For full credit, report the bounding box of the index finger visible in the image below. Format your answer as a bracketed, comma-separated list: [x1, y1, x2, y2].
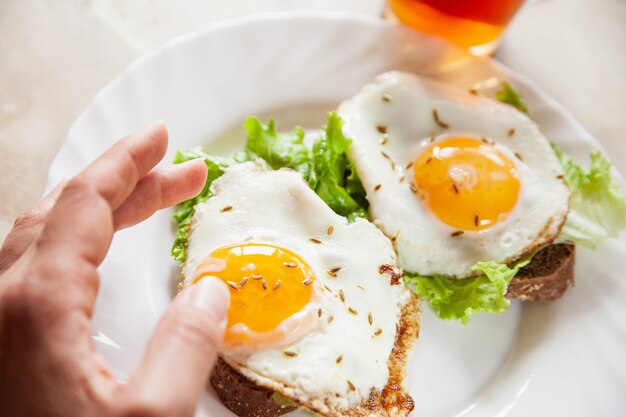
[80, 121, 169, 210]
[37, 122, 168, 268]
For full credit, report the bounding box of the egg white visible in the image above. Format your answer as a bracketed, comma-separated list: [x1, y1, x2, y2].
[339, 71, 570, 278]
[183, 160, 413, 413]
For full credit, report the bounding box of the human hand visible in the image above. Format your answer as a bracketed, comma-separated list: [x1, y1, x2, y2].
[0, 123, 230, 417]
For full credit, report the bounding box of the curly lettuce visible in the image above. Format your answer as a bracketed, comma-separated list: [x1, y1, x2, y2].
[310, 113, 368, 220]
[170, 113, 368, 262]
[170, 149, 236, 262]
[240, 117, 311, 177]
[404, 258, 531, 324]
[496, 82, 529, 115]
[553, 145, 626, 248]
[241, 112, 367, 219]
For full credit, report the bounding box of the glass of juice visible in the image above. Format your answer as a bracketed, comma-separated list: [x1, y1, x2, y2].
[387, 0, 526, 55]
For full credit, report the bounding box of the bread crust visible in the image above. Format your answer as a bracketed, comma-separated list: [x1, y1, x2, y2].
[210, 358, 297, 417]
[507, 243, 575, 302]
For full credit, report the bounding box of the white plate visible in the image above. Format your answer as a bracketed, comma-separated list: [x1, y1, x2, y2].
[46, 11, 626, 417]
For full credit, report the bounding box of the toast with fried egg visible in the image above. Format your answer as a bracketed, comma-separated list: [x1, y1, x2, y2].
[183, 162, 420, 417]
[211, 295, 419, 417]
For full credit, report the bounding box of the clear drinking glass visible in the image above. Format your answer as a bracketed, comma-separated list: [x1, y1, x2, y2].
[387, 0, 526, 55]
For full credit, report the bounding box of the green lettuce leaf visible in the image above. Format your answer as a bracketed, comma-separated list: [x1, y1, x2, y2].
[496, 82, 529, 115]
[240, 113, 368, 219]
[242, 117, 311, 178]
[404, 258, 531, 324]
[271, 392, 298, 408]
[310, 113, 368, 219]
[170, 148, 235, 262]
[553, 144, 626, 248]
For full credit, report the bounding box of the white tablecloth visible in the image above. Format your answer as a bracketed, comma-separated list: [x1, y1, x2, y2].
[1, 0, 624, 240]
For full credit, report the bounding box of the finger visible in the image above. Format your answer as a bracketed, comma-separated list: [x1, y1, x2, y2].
[79, 121, 169, 210]
[0, 180, 67, 274]
[36, 122, 169, 268]
[113, 158, 207, 230]
[125, 278, 229, 415]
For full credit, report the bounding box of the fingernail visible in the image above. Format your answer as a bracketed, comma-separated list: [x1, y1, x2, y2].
[183, 277, 230, 330]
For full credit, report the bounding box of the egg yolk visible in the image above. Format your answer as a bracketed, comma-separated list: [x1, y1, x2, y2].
[192, 243, 315, 345]
[413, 136, 520, 231]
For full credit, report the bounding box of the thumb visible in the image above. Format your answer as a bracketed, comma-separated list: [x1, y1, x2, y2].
[126, 277, 230, 415]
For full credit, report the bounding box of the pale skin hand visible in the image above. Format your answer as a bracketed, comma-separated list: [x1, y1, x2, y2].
[0, 122, 230, 417]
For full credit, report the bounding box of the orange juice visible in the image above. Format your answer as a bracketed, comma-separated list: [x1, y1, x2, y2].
[388, 0, 525, 54]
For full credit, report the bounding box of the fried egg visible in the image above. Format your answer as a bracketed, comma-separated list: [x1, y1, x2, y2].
[339, 72, 570, 278]
[182, 161, 418, 416]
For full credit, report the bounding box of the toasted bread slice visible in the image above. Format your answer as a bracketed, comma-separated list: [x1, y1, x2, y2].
[211, 294, 420, 417]
[507, 243, 575, 302]
[211, 358, 297, 417]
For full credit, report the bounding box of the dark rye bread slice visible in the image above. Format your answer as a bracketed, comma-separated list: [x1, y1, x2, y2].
[507, 243, 575, 302]
[211, 358, 297, 417]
